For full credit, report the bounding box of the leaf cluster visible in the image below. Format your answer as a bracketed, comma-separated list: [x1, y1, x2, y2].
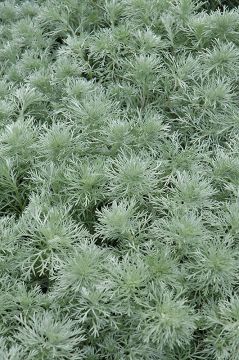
[0, 0, 239, 359]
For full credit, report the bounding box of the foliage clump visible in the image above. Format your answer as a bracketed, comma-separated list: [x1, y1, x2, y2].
[0, 0, 239, 358]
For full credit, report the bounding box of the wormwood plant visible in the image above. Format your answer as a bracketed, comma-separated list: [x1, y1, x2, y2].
[1, 0, 239, 359]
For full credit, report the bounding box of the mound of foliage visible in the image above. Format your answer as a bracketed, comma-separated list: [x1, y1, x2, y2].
[0, 0, 239, 359]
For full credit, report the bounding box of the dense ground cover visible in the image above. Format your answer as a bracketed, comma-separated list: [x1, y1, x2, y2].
[0, 0, 239, 358]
